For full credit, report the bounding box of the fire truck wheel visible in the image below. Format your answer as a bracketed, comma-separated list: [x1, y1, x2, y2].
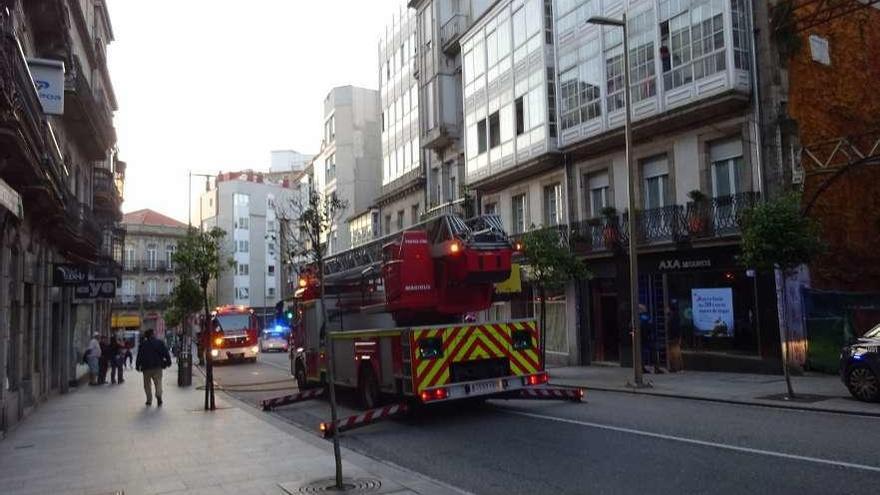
[294, 361, 309, 390]
[359, 365, 381, 410]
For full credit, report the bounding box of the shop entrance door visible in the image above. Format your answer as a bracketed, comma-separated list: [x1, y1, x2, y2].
[599, 296, 619, 362]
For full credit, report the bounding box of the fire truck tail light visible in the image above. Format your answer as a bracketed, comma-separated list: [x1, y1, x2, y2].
[524, 372, 549, 386]
[298, 278, 308, 288]
[420, 388, 448, 402]
[251, 346, 259, 354]
[449, 241, 461, 254]
[214, 337, 223, 346]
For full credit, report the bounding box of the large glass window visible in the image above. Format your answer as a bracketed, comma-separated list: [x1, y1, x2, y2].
[660, 0, 726, 90]
[578, 39, 603, 123]
[477, 118, 488, 153]
[629, 9, 657, 102]
[559, 67, 580, 130]
[543, 183, 563, 226]
[512, 194, 527, 234]
[513, 7, 527, 48]
[709, 138, 744, 197]
[146, 244, 157, 270]
[489, 111, 501, 148]
[642, 155, 670, 209]
[586, 171, 610, 218]
[731, 0, 750, 70]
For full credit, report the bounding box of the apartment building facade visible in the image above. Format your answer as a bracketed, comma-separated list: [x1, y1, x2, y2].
[456, 0, 783, 370]
[0, 0, 124, 431]
[409, 0, 494, 219]
[198, 171, 292, 325]
[312, 86, 382, 254]
[376, 5, 426, 237]
[112, 210, 188, 337]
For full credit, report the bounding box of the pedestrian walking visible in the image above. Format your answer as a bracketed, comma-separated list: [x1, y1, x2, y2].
[136, 329, 172, 406]
[98, 335, 110, 384]
[86, 332, 102, 386]
[125, 345, 133, 368]
[110, 335, 125, 384]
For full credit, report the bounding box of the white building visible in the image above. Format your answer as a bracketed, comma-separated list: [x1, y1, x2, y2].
[198, 171, 292, 324]
[375, 4, 426, 236]
[409, 0, 494, 217]
[313, 86, 382, 255]
[270, 150, 313, 173]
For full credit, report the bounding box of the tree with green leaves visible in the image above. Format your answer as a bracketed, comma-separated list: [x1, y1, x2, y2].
[172, 227, 231, 410]
[163, 277, 203, 350]
[520, 226, 591, 366]
[277, 188, 348, 490]
[740, 193, 824, 398]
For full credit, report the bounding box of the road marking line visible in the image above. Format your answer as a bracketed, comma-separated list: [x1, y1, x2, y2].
[504, 410, 880, 474]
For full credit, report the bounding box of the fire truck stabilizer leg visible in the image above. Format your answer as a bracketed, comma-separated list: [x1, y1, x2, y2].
[516, 387, 585, 402]
[261, 388, 325, 411]
[319, 403, 408, 438]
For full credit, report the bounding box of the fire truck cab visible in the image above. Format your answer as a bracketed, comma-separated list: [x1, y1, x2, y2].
[210, 305, 260, 363]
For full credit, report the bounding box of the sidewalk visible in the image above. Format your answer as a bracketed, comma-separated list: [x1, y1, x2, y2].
[549, 365, 880, 416]
[0, 365, 465, 495]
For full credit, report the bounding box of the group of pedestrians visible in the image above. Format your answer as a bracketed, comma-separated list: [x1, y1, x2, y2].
[84, 329, 173, 407]
[85, 332, 131, 386]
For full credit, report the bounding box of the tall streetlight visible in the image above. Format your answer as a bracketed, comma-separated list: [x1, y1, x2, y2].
[588, 14, 645, 387]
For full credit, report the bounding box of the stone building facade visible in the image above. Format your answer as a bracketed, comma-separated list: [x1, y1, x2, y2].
[0, 0, 123, 432]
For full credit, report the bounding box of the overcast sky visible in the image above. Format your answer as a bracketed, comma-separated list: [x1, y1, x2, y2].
[107, 0, 401, 223]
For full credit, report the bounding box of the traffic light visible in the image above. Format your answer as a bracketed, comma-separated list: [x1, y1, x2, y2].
[285, 307, 294, 322]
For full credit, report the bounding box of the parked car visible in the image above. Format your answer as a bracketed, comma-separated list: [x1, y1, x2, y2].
[840, 323, 880, 402]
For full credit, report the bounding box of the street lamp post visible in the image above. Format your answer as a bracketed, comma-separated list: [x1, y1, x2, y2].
[588, 14, 645, 387]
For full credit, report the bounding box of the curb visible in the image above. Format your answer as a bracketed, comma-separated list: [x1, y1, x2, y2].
[551, 381, 880, 418]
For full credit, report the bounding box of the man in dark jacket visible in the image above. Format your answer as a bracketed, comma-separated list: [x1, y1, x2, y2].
[136, 329, 172, 406]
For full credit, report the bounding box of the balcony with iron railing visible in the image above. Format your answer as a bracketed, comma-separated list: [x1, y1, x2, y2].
[440, 13, 469, 54]
[112, 295, 171, 310]
[0, 9, 68, 206]
[64, 56, 116, 160]
[93, 167, 122, 219]
[122, 259, 175, 273]
[566, 192, 760, 254]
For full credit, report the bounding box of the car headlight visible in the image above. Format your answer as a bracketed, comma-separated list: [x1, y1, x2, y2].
[251, 346, 259, 353]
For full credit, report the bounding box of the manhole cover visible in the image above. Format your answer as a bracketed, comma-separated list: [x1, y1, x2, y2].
[295, 477, 382, 493]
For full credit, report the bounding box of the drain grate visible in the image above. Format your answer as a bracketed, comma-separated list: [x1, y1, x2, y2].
[295, 477, 382, 493]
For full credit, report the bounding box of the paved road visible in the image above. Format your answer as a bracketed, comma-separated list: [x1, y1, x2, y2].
[208, 352, 880, 495]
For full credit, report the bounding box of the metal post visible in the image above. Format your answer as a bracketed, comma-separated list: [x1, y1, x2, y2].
[589, 13, 643, 387]
[621, 14, 644, 387]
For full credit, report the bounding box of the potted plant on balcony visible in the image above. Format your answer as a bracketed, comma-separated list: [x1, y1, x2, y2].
[687, 189, 710, 236]
[600, 206, 620, 249]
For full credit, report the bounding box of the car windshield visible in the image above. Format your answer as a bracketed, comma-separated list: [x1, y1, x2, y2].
[216, 314, 250, 331]
[864, 323, 880, 339]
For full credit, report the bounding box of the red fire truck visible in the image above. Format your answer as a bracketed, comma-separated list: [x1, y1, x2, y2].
[210, 305, 260, 363]
[289, 214, 552, 409]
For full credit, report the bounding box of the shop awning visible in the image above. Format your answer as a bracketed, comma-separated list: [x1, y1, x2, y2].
[111, 314, 140, 328]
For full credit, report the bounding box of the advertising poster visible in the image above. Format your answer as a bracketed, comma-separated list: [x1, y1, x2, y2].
[691, 288, 734, 337]
[27, 58, 65, 115]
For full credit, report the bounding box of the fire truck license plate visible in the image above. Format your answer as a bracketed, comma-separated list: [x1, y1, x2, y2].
[471, 381, 501, 394]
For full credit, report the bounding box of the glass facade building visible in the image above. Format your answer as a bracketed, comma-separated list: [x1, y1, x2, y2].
[461, 0, 558, 184]
[554, 0, 751, 147]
